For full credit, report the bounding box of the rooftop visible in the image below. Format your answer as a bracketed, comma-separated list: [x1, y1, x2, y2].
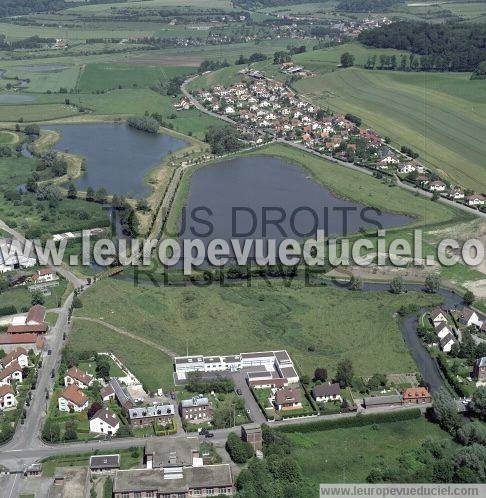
[128, 404, 174, 420]
[90, 454, 120, 469]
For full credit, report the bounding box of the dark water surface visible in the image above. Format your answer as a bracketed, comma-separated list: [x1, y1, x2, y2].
[180, 155, 411, 243]
[47, 123, 187, 197]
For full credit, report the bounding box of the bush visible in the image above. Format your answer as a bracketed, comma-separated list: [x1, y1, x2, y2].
[0, 305, 17, 316]
[226, 432, 254, 463]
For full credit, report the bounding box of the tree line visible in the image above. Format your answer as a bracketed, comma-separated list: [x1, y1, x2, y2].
[359, 21, 486, 72]
[337, 0, 404, 12]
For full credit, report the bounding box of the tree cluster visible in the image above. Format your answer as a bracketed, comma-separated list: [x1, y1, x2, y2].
[127, 116, 160, 134]
[204, 126, 242, 155]
[338, 0, 404, 12]
[235, 52, 268, 65]
[359, 21, 486, 72]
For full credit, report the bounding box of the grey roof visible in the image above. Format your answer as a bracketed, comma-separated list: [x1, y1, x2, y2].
[222, 355, 240, 363]
[242, 423, 261, 434]
[91, 407, 119, 427]
[476, 357, 486, 368]
[435, 322, 451, 333]
[145, 437, 199, 468]
[174, 356, 204, 365]
[90, 454, 120, 469]
[364, 395, 402, 406]
[113, 464, 233, 493]
[274, 350, 291, 363]
[430, 307, 446, 320]
[128, 404, 174, 420]
[279, 366, 298, 379]
[240, 351, 275, 359]
[181, 397, 210, 408]
[312, 383, 341, 398]
[109, 378, 134, 408]
[459, 307, 477, 323]
[247, 371, 273, 379]
[440, 333, 456, 347]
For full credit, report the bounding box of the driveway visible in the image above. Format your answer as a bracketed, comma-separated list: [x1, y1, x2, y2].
[230, 371, 267, 424]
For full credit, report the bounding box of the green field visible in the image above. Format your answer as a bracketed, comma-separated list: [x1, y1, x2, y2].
[73, 276, 443, 384]
[0, 278, 68, 311]
[69, 320, 174, 391]
[286, 417, 451, 488]
[0, 131, 16, 144]
[292, 64, 486, 190]
[77, 63, 192, 92]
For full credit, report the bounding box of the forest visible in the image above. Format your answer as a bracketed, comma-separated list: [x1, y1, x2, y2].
[359, 21, 486, 72]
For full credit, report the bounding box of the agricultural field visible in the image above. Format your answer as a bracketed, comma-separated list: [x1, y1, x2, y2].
[294, 67, 486, 190]
[286, 417, 452, 485]
[73, 276, 443, 382]
[77, 63, 192, 92]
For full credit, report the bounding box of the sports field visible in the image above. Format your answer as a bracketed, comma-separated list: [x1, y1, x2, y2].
[74, 277, 442, 382]
[294, 67, 486, 191]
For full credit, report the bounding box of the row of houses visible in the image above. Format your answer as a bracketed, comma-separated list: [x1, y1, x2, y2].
[191, 76, 485, 212]
[0, 347, 31, 411]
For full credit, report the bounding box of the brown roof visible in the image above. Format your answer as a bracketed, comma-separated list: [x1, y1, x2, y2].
[0, 333, 39, 345]
[275, 388, 301, 405]
[35, 267, 54, 277]
[101, 384, 115, 398]
[7, 323, 48, 334]
[312, 383, 341, 398]
[25, 305, 46, 324]
[60, 384, 88, 407]
[0, 361, 22, 381]
[0, 385, 14, 398]
[0, 348, 27, 368]
[402, 387, 430, 400]
[66, 366, 93, 386]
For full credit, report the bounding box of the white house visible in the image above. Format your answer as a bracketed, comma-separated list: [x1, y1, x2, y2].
[64, 366, 93, 389]
[274, 388, 302, 411]
[435, 322, 454, 341]
[89, 407, 120, 436]
[439, 333, 457, 353]
[0, 348, 28, 370]
[467, 195, 485, 207]
[224, 106, 235, 115]
[0, 385, 17, 410]
[398, 164, 416, 175]
[429, 181, 447, 192]
[58, 384, 88, 412]
[312, 383, 342, 403]
[0, 361, 23, 386]
[430, 308, 448, 326]
[458, 307, 483, 328]
[32, 268, 58, 283]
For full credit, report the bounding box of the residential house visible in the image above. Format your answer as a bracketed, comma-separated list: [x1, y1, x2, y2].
[473, 357, 486, 384]
[128, 404, 175, 428]
[448, 188, 464, 200]
[32, 268, 58, 283]
[180, 396, 213, 424]
[0, 384, 17, 410]
[112, 464, 234, 497]
[398, 164, 416, 175]
[430, 307, 448, 326]
[312, 383, 342, 403]
[90, 454, 120, 474]
[25, 305, 46, 325]
[458, 307, 482, 328]
[0, 348, 28, 369]
[109, 378, 134, 410]
[274, 388, 302, 411]
[0, 361, 22, 386]
[467, 194, 485, 207]
[241, 424, 262, 451]
[89, 407, 120, 436]
[402, 387, 431, 404]
[101, 384, 115, 402]
[435, 321, 454, 341]
[439, 332, 457, 353]
[64, 366, 93, 389]
[429, 180, 447, 192]
[58, 384, 89, 412]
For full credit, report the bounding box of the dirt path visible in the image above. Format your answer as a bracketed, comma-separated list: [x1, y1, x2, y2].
[74, 316, 178, 358]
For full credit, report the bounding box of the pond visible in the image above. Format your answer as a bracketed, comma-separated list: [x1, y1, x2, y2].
[46, 123, 187, 198]
[179, 155, 411, 249]
[17, 64, 69, 72]
[0, 93, 35, 103]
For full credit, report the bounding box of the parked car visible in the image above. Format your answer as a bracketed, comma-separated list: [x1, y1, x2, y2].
[47, 349, 52, 356]
[205, 432, 214, 438]
[235, 388, 242, 395]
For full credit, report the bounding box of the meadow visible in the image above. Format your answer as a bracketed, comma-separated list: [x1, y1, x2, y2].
[286, 417, 451, 487]
[73, 276, 443, 385]
[68, 320, 175, 391]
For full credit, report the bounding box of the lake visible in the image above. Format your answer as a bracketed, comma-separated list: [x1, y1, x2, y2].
[46, 123, 187, 197]
[179, 156, 411, 256]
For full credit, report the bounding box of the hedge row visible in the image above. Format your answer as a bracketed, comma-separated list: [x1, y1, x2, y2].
[0, 305, 17, 316]
[276, 408, 421, 433]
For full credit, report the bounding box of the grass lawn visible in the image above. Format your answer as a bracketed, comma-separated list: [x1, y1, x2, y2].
[0, 278, 68, 312]
[293, 66, 486, 191]
[74, 276, 442, 381]
[68, 320, 174, 391]
[78, 356, 125, 378]
[0, 130, 16, 144]
[287, 417, 452, 490]
[77, 63, 192, 93]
